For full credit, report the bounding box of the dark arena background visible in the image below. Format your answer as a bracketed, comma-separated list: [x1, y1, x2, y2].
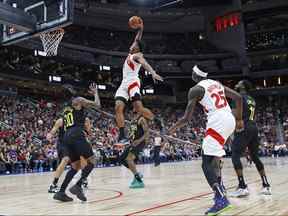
[0, 0, 288, 215]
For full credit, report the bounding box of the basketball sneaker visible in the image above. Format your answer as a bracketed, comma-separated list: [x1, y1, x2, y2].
[229, 187, 249, 198]
[205, 196, 232, 215]
[69, 184, 87, 201]
[154, 161, 160, 167]
[48, 184, 59, 193]
[129, 179, 145, 189]
[260, 186, 272, 195]
[53, 192, 73, 202]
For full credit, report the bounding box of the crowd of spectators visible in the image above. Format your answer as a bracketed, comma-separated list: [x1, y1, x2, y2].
[64, 26, 224, 55]
[1, 92, 288, 175]
[0, 95, 202, 174]
[247, 30, 288, 52]
[250, 53, 288, 72]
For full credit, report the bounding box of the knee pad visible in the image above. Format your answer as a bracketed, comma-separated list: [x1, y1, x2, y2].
[232, 151, 242, 170]
[115, 97, 127, 106]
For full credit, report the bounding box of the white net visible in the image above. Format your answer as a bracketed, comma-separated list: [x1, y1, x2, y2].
[39, 28, 65, 56]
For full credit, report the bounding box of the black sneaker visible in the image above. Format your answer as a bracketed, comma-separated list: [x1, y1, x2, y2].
[69, 184, 87, 201]
[48, 184, 59, 193]
[53, 192, 73, 202]
[154, 162, 160, 167]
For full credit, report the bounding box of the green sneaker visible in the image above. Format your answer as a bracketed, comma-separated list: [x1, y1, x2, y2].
[130, 177, 137, 185]
[129, 180, 145, 189]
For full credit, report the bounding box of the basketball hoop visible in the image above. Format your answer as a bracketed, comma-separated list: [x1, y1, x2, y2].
[39, 28, 64, 56]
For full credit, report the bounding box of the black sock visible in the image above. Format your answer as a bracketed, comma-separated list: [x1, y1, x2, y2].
[77, 163, 94, 187]
[261, 175, 270, 187]
[119, 127, 125, 139]
[238, 175, 246, 188]
[134, 173, 143, 183]
[53, 177, 59, 185]
[213, 183, 225, 198]
[59, 168, 78, 192]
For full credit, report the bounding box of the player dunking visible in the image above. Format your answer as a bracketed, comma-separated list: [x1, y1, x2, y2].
[115, 17, 164, 144]
[53, 83, 100, 202]
[119, 112, 149, 188]
[168, 65, 243, 215]
[46, 116, 90, 193]
[230, 80, 271, 197]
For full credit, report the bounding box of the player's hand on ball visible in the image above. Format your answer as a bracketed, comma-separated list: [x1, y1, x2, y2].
[236, 120, 244, 132]
[129, 16, 143, 29]
[88, 82, 98, 95]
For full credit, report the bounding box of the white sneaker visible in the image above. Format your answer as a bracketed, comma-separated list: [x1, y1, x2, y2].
[229, 187, 250, 198]
[260, 186, 272, 195]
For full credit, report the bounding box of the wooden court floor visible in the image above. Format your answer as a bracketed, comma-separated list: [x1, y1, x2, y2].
[1, 157, 288, 215]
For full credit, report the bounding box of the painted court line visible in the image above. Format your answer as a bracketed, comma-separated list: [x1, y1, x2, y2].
[87, 189, 123, 204]
[231, 179, 288, 215]
[126, 180, 260, 216]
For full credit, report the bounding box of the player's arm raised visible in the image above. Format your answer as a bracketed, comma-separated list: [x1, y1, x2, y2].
[224, 86, 243, 130]
[73, 83, 101, 109]
[168, 85, 205, 135]
[134, 20, 144, 42]
[133, 118, 149, 146]
[46, 118, 63, 142]
[133, 54, 163, 83]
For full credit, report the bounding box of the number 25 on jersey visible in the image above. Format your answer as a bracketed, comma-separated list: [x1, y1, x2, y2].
[211, 90, 227, 109]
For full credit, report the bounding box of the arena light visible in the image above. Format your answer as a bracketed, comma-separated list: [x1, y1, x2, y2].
[278, 77, 281, 85]
[103, 66, 110, 71]
[99, 65, 111, 71]
[49, 75, 61, 82]
[263, 79, 266, 87]
[97, 85, 106, 90]
[146, 89, 154, 94]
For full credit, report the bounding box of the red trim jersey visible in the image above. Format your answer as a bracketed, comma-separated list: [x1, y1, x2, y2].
[122, 54, 142, 81]
[197, 79, 232, 118]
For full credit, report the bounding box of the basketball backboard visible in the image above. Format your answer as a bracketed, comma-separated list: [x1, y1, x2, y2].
[0, 0, 73, 45]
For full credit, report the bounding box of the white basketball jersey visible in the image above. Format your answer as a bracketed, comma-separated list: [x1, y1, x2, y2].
[197, 79, 232, 118]
[122, 54, 142, 81]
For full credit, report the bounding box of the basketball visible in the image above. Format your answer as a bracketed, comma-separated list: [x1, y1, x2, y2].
[128, 16, 143, 29]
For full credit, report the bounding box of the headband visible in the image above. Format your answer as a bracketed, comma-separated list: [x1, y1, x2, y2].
[193, 65, 208, 78]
